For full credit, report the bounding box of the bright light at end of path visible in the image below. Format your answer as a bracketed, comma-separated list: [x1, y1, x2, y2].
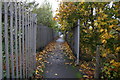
[60, 34, 64, 38]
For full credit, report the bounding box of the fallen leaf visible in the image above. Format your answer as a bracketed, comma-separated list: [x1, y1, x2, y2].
[83, 75, 89, 78]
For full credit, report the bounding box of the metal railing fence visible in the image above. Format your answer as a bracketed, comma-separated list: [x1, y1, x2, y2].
[0, 2, 37, 79]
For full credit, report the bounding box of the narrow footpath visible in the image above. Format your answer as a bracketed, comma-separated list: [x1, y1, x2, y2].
[35, 37, 82, 78]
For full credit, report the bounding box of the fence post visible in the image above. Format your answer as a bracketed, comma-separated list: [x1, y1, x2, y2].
[94, 45, 100, 79]
[77, 19, 80, 64]
[0, 1, 2, 80]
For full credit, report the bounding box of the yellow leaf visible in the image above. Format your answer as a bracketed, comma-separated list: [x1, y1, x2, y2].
[102, 39, 107, 44]
[100, 29, 104, 32]
[36, 70, 39, 73]
[89, 26, 93, 30]
[94, 22, 98, 26]
[116, 47, 120, 52]
[116, 27, 120, 31]
[103, 14, 108, 18]
[109, 25, 114, 28]
[106, 71, 110, 75]
[104, 66, 108, 69]
[98, 17, 101, 20]
[102, 53, 107, 57]
[81, 64, 86, 68]
[83, 75, 88, 78]
[110, 60, 115, 63]
[38, 58, 42, 60]
[83, 29, 87, 33]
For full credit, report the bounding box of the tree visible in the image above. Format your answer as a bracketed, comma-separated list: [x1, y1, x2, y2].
[54, 1, 120, 79]
[32, 0, 56, 28]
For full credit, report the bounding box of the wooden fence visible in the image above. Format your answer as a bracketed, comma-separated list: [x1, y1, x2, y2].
[0, 2, 37, 79]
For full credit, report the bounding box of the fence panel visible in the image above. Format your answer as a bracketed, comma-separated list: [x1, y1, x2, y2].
[36, 25, 58, 51]
[0, 2, 37, 79]
[65, 19, 80, 64]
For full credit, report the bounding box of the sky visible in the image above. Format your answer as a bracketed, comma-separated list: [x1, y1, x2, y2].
[28, 0, 61, 16]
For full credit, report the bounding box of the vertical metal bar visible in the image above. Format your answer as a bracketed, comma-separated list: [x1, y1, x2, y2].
[25, 9, 28, 78]
[30, 12, 33, 72]
[29, 11, 31, 77]
[22, 3, 25, 78]
[25, 14, 27, 78]
[27, 9, 30, 77]
[30, 12, 33, 74]
[32, 15, 34, 71]
[77, 19, 80, 64]
[26, 9, 30, 78]
[28, 3, 31, 76]
[18, 2, 22, 78]
[32, 13, 34, 73]
[15, 2, 19, 78]
[32, 14, 35, 70]
[10, 2, 15, 78]
[32, 14, 35, 71]
[25, 27, 27, 78]
[31, 14, 33, 71]
[26, 23, 29, 78]
[29, 12, 32, 76]
[0, 1, 2, 80]
[31, 13, 35, 74]
[25, 18, 27, 78]
[28, 2, 30, 78]
[31, 13, 33, 75]
[32, 14, 36, 70]
[4, 2, 10, 78]
[34, 14, 37, 70]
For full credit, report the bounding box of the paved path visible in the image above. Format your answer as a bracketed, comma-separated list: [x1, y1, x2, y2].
[42, 38, 81, 78]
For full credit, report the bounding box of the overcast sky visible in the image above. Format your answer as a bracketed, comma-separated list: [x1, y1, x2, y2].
[27, 0, 60, 16]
